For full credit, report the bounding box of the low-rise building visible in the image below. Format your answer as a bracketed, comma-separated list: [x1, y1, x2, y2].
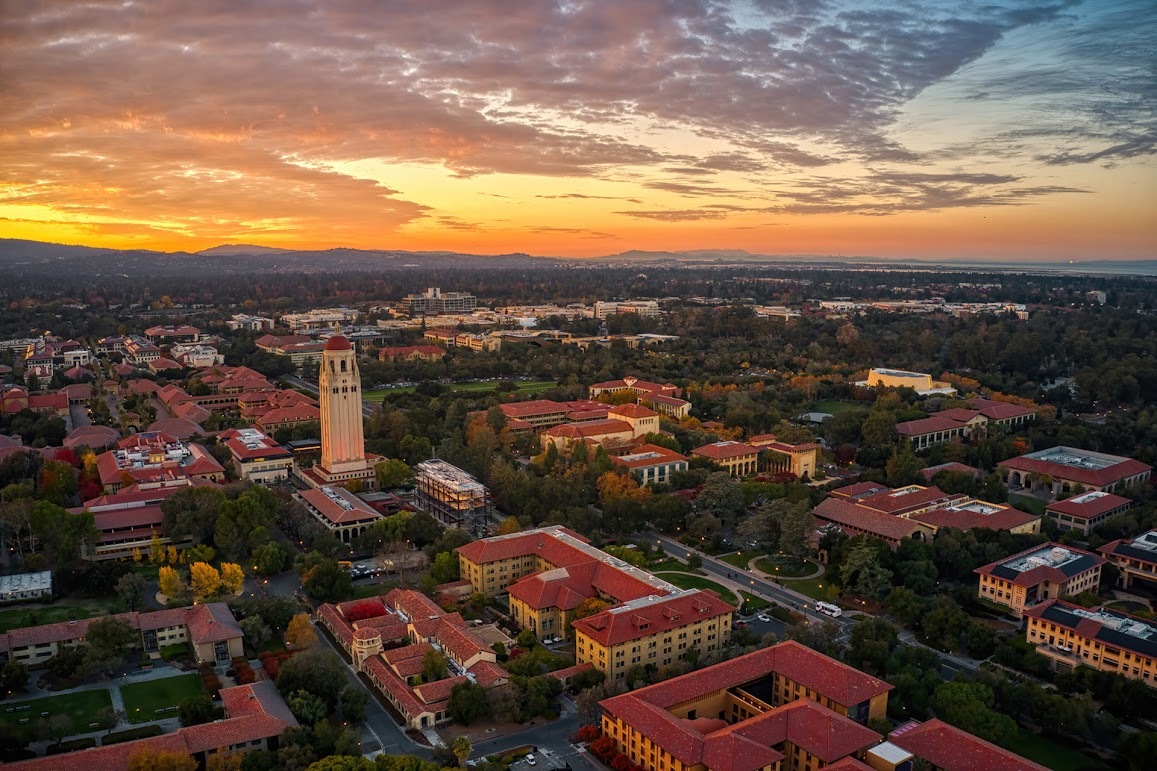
[226, 314, 274, 331]
[882, 719, 1048, 771]
[170, 343, 223, 368]
[541, 403, 659, 453]
[909, 498, 1040, 536]
[317, 588, 514, 730]
[854, 368, 956, 396]
[749, 434, 818, 479]
[612, 444, 689, 486]
[0, 603, 243, 667]
[588, 375, 678, 400]
[379, 344, 446, 362]
[573, 590, 734, 682]
[0, 387, 69, 418]
[999, 446, 1152, 497]
[281, 307, 358, 331]
[220, 428, 294, 483]
[297, 485, 383, 544]
[22, 339, 92, 378]
[144, 325, 201, 344]
[0, 571, 52, 602]
[1023, 599, 1157, 685]
[9, 680, 297, 771]
[594, 300, 661, 318]
[94, 431, 225, 493]
[1045, 491, 1132, 536]
[640, 392, 692, 419]
[414, 459, 492, 532]
[692, 440, 759, 477]
[599, 642, 892, 771]
[1098, 529, 1157, 589]
[78, 479, 210, 561]
[975, 542, 1105, 618]
[403, 287, 478, 315]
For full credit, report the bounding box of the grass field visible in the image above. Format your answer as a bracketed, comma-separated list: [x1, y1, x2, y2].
[717, 551, 758, 570]
[812, 400, 869, 415]
[648, 559, 696, 573]
[653, 572, 739, 606]
[0, 600, 116, 634]
[0, 690, 115, 740]
[1008, 730, 1110, 771]
[754, 556, 819, 578]
[363, 379, 556, 401]
[739, 591, 771, 613]
[120, 673, 204, 724]
[778, 574, 838, 601]
[1007, 493, 1046, 516]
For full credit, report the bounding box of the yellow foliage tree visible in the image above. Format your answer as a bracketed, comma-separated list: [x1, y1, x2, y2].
[189, 562, 221, 600]
[497, 516, 522, 535]
[285, 612, 317, 649]
[166, 545, 179, 565]
[205, 751, 245, 771]
[131, 547, 143, 563]
[149, 534, 165, 565]
[158, 565, 184, 599]
[128, 749, 197, 771]
[596, 471, 651, 505]
[219, 563, 244, 595]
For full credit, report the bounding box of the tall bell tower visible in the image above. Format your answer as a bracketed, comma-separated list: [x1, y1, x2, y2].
[318, 335, 367, 474]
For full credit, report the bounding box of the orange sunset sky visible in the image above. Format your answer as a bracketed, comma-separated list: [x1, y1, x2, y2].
[2, 1, 1154, 261]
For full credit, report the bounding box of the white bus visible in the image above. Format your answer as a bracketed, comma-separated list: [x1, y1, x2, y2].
[815, 601, 842, 618]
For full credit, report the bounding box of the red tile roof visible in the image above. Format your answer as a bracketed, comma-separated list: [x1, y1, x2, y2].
[974, 542, 1104, 587]
[608, 403, 657, 419]
[911, 503, 1038, 533]
[544, 419, 633, 438]
[455, 525, 590, 565]
[573, 590, 733, 647]
[812, 497, 924, 543]
[1046, 491, 1132, 520]
[998, 450, 1151, 488]
[691, 441, 758, 460]
[498, 399, 570, 418]
[856, 486, 959, 515]
[612, 444, 689, 470]
[889, 718, 1048, 771]
[896, 415, 971, 437]
[830, 481, 890, 499]
[968, 398, 1038, 421]
[299, 486, 382, 526]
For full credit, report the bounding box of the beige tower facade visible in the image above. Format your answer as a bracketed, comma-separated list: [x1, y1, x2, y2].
[303, 335, 378, 489]
[320, 336, 366, 473]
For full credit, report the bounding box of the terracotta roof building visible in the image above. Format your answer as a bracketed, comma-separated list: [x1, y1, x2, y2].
[220, 427, 294, 483]
[975, 542, 1104, 618]
[8, 680, 296, 770]
[1045, 491, 1133, 536]
[297, 485, 382, 544]
[999, 446, 1151, 498]
[588, 375, 679, 400]
[94, 431, 224, 493]
[883, 718, 1047, 771]
[1098, 529, 1157, 590]
[599, 642, 891, 771]
[612, 443, 689, 486]
[1022, 599, 1157, 686]
[692, 441, 759, 477]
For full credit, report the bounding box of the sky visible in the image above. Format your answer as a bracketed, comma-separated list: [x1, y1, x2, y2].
[1, 0, 1154, 261]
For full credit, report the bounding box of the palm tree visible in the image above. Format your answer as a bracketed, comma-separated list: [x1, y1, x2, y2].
[452, 736, 472, 767]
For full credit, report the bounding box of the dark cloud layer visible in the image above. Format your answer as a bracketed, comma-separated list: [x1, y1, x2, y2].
[0, 0, 1149, 243]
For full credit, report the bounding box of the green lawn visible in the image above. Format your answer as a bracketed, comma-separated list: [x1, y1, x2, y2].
[648, 559, 696, 573]
[1007, 730, 1111, 771]
[0, 689, 115, 740]
[363, 379, 556, 401]
[350, 581, 399, 600]
[653, 572, 739, 606]
[120, 673, 204, 724]
[754, 556, 819, 578]
[717, 551, 758, 570]
[0, 600, 117, 633]
[812, 400, 868, 415]
[1007, 493, 1046, 516]
[779, 575, 838, 602]
[739, 591, 771, 613]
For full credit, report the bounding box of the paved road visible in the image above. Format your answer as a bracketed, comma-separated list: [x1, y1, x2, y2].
[470, 696, 598, 770]
[645, 531, 982, 677]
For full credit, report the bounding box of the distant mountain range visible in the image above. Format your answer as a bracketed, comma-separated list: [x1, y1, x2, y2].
[0, 238, 1154, 278]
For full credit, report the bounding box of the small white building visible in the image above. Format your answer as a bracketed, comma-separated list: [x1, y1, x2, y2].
[0, 571, 53, 602]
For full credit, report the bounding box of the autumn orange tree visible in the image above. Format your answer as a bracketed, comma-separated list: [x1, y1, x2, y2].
[189, 562, 221, 599]
[219, 563, 245, 594]
[159, 565, 185, 598]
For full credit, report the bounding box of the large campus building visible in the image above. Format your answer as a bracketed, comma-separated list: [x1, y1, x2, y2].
[999, 446, 1152, 497]
[0, 603, 243, 668]
[854, 368, 956, 396]
[974, 542, 1105, 618]
[599, 642, 891, 771]
[456, 526, 735, 678]
[1098, 529, 1157, 589]
[94, 431, 225, 493]
[1045, 491, 1133, 536]
[1023, 599, 1157, 686]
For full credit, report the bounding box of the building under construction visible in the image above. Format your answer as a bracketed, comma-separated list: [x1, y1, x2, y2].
[414, 459, 493, 533]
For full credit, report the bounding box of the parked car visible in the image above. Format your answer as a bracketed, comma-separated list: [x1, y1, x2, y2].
[757, 614, 771, 623]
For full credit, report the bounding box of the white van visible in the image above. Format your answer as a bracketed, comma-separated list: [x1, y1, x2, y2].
[815, 601, 842, 618]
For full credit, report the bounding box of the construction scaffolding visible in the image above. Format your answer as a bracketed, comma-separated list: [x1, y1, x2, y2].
[414, 459, 493, 533]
